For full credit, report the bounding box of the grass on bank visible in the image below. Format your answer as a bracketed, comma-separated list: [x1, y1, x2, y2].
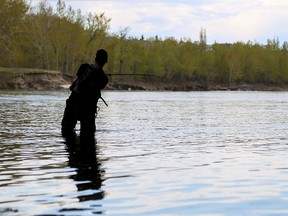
[0, 67, 61, 75]
[0, 67, 61, 83]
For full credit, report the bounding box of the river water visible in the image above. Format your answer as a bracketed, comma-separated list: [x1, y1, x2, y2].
[1, 90, 288, 216]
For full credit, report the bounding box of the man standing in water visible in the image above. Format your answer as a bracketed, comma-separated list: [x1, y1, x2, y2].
[61, 49, 109, 137]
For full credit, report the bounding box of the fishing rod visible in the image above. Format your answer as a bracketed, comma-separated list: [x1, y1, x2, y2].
[107, 73, 160, 77]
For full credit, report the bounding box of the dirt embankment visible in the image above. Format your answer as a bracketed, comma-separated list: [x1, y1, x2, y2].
[1, 68, 288, 91]
[106, 80, 288, 91]
[0, 70, 73, 90]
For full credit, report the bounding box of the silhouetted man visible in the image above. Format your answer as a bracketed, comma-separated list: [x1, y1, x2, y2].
[61, 49, 109, 137]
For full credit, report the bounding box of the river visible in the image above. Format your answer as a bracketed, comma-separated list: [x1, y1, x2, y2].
[1, 90, 288, 215]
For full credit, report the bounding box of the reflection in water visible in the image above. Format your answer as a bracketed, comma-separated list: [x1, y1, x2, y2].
[63, 133, 105, 210]
[2, 91, 288, 215]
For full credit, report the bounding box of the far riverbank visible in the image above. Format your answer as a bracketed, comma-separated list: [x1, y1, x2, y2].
[1, 68, 288, 91]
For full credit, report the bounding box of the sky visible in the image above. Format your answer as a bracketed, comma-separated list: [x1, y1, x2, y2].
[30, 0, 288, 45]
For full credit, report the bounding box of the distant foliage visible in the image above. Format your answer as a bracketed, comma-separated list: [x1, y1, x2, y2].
[1, 0, 288, 85]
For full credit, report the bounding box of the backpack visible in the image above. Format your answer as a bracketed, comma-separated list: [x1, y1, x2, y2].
[69, 63, 90, 93]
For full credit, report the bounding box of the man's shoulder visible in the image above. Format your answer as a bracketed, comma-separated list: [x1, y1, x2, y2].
[89, 64, 106, 76]
[78, 64, 99, 77]
[89, 64, 101, 71]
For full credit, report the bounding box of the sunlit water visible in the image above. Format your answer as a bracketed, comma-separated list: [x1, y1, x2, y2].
[1, 90, 288, 216]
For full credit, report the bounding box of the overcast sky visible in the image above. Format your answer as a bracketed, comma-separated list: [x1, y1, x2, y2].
[30, 0, 288, 44]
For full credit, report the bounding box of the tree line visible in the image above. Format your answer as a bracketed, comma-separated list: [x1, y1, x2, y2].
[1, 0, 288, 85]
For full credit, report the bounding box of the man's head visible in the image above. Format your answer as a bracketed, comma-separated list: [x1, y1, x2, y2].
[95, 49, 108, 67]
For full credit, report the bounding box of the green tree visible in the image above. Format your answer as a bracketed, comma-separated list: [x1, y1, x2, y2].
[86, 12, 111, 49]
[212, 43, 230, 83]
[26, 0, 54, 69]
[0, 0, 29, 66]
[226, 43, 245, 84]
[280, 42, 288, 82]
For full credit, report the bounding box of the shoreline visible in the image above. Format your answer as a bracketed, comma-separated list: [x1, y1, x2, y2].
[1, 70, 288, 91]
[105, 81, 288, 92]
[2, 81, 288, 92]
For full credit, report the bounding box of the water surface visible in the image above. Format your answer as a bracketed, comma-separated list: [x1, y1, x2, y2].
[1, 90, 288, 215]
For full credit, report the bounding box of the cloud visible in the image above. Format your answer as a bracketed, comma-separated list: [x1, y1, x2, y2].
[32, 0, 288, 44]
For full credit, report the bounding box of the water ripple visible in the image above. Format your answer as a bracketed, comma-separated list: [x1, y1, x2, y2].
[1, 91, 288, 215]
